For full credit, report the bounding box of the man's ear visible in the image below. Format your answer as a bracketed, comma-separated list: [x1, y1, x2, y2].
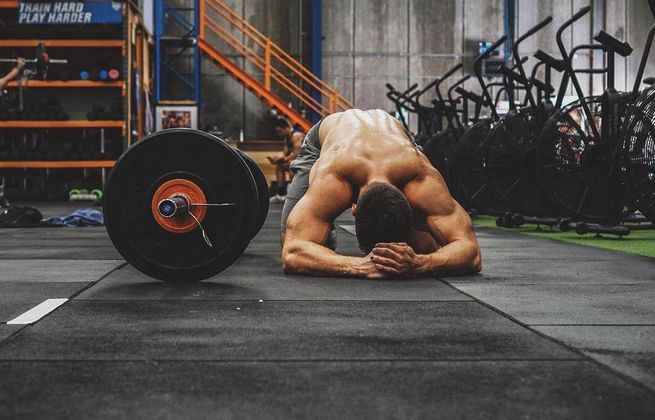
[351, 203, 357, 216]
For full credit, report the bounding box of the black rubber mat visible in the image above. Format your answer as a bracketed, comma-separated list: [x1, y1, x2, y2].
[0, 300, 577, 361]
[0, 260, 124, 283]
[0, 282, 88, 322]
[445, 283, 655, 325]
[1, 361, 653, 419]
[75, 258, 469, 301]
[0, 228, 121, 260]
[0, 326, 20, 342]
[1, 202, 654, 417]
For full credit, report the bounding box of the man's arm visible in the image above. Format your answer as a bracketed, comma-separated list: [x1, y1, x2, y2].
[281, 131, 304, 163]
[282, 171, 385, 278]
[371, 168, 482, 277]
[0, 59, 25, 90]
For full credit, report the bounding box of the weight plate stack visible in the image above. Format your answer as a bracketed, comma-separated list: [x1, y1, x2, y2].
[236, 149, 270, 239]
[104, 129, 259, 281]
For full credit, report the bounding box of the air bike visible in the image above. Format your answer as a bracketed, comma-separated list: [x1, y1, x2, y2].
[385, 73, 451, 147]
[535, 6, 655, 236]
[450, 35, 514, 215]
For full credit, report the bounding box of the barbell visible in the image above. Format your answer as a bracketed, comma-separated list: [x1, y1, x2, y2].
[0, 43, 68, 80]
[104, 129, 270, 281]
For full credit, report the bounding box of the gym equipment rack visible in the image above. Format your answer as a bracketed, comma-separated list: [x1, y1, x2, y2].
[0, 2, 151, 199]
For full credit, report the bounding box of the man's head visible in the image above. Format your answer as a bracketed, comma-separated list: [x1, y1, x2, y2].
[273, 118, 292, 138]
[353, 182, 412, 253]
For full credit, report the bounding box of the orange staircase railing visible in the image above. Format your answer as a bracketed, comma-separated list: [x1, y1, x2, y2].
[199, 0, 353, 131]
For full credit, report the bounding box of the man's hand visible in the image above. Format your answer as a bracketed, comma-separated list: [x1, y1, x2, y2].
[352, 254, 389, 279]
[16, 58, 26, 70]
[371, 243, 427, 277]
[267, 156, 282, 165]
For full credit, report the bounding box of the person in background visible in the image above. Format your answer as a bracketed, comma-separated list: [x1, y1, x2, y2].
[0, 58, 25, 208]
[268, 118, 305, 203]
[0, 58, 25, 90]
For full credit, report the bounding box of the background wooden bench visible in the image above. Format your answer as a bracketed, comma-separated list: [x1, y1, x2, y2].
[227, 140, 284, 187]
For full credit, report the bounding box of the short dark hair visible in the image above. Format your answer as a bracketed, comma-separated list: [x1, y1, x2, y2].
[273, 117, 291, 129]
[354, 182, 412, 253]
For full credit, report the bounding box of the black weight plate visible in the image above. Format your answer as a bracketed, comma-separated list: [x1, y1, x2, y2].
[236, 149, 270, 239]
[104, 129, 258, 281]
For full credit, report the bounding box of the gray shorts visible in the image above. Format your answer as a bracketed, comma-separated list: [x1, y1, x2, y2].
[281, 119, 322, 232]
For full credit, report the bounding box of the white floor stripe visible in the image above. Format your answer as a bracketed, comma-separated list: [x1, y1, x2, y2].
[7, 298, 68, 325]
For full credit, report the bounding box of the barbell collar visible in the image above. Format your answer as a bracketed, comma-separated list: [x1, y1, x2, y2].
[158, 195, 190, 218]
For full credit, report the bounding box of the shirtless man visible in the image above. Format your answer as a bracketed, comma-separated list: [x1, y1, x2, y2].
[281, 109, 482, 279]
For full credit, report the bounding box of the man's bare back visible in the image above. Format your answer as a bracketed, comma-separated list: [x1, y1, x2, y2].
[310, 109, 427, 192]
[281, 109, 481, 279]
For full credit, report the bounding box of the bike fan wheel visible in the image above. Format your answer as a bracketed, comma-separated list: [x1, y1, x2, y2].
[535, 97, 626, 222]
[486, 109, 555, 216]
[452, 119, 503, 213]
[622, 86, 655, 222]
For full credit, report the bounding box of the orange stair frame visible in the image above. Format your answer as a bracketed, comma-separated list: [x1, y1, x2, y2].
[198, 0, 353, 131]
[198, 39, 312, 132]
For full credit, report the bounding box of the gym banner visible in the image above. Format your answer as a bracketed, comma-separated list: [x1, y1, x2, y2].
[18, 1, 122, 25]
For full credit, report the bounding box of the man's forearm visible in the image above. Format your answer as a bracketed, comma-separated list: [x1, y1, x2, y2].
[283, 240, 369, 277]
[0, 68, 20, 90]
[282, 152, 298, 163]
[418, 239, 481, 276]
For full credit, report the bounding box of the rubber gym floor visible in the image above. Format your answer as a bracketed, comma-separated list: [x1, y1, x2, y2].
[1, 202, 654, 419]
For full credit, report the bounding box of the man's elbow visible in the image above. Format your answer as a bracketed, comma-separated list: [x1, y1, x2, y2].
[281, 248, 301, 274]
[468, 244, 482, 273]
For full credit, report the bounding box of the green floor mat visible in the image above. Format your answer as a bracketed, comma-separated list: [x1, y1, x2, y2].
[473, 215, 655, 258]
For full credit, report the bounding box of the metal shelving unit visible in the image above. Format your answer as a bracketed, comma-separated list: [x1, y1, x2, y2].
[0, 161, 115, 169]
[0, 2, 152, 198]
[0, 121, 124, 128]
[6, 80, 125, 89]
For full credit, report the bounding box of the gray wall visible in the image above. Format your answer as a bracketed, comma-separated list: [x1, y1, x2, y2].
[322, 0, 655, 131]
[322, 0, 502, 131]
[198, 0, 655, 138]
[515, 0, 655, 96]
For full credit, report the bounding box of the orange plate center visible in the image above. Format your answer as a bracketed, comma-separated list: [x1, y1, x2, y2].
[151, 178, 207, 234]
